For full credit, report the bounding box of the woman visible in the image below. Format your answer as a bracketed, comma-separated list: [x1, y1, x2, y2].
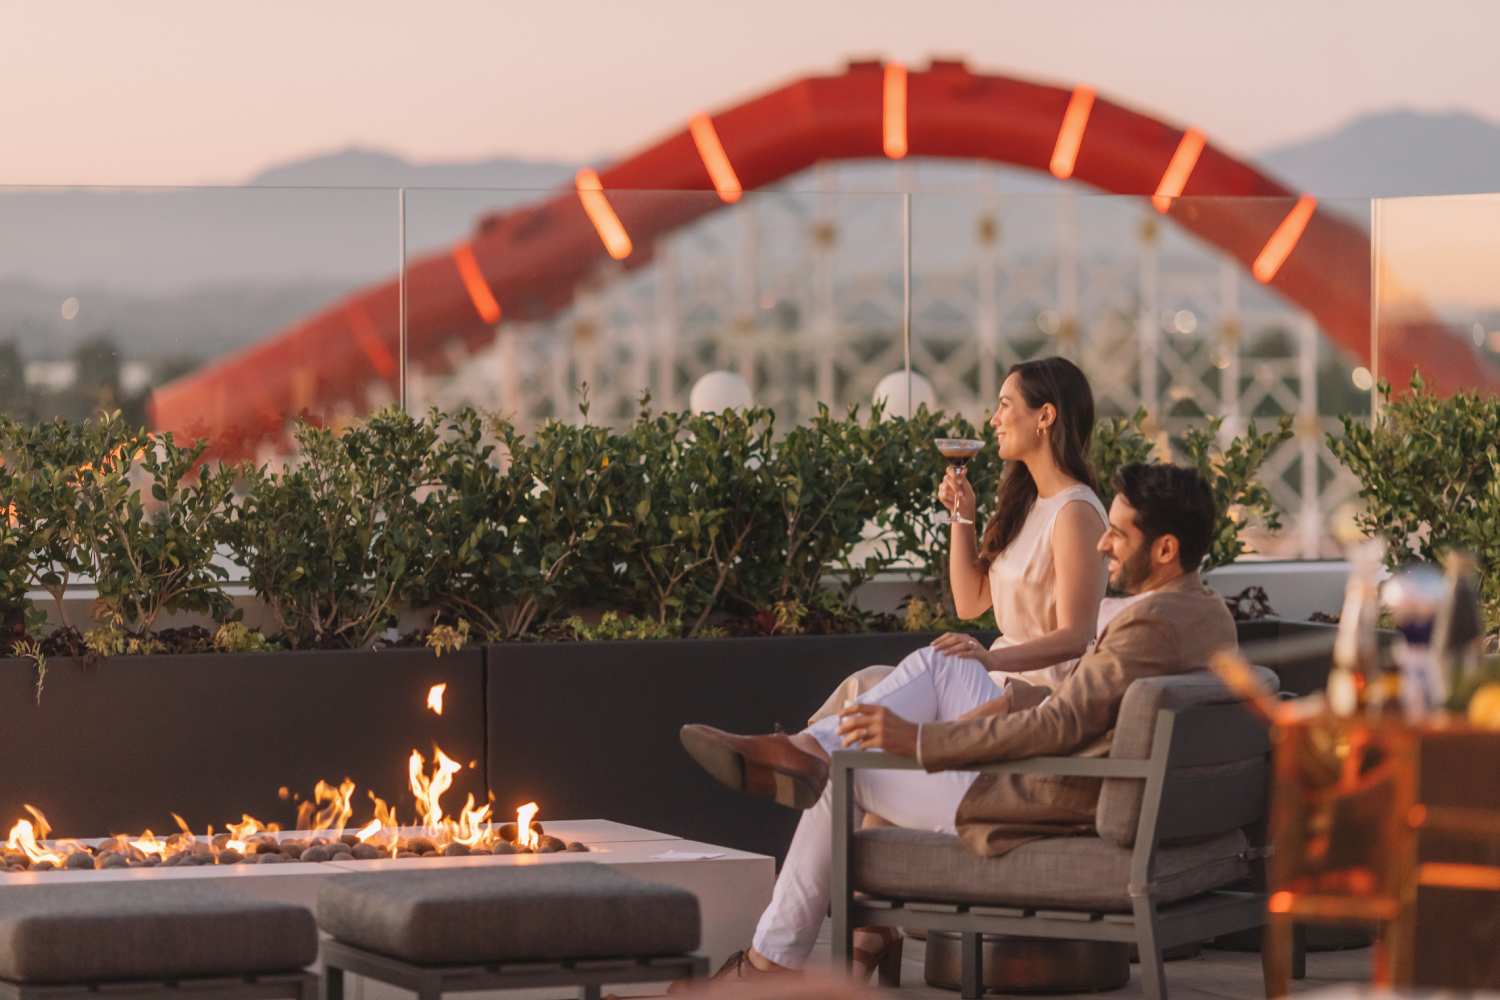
[813, 355, 1109, 725]
[798, 355, 1109, 980]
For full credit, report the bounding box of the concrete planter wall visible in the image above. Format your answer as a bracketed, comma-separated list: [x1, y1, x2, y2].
[482, 632, 987, 863]
[2, 618, 1339, 858]
[0, 648, 486, 839]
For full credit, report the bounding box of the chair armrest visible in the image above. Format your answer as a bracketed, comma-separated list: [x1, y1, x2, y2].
[831, 750, 1152, 780]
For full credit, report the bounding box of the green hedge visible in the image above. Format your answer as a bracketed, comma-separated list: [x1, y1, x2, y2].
[1329, 374, 1500, 641]
[0, 403, 1290, 650]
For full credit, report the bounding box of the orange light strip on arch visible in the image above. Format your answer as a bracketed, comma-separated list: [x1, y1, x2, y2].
[575, 169, 633, 261]
[1252, 194, 1317, 283]
[344, 303, 397, 379]
[1151, 128, 1206, 213]
[688, 113, 742, 204]
[1049, 85, 1095, 180]
[452, 243, 501, 324]
[882, 62, 908, 159]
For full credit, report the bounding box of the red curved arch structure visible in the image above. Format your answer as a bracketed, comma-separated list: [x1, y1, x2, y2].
[149, 58, 1499, 458]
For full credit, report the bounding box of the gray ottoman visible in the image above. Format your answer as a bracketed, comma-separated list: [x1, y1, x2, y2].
[0, 882, 318, 999]
[316, 863, 705, 999]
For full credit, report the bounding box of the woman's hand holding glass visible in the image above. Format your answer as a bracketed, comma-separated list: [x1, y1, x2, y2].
[938, 467, 978, 526]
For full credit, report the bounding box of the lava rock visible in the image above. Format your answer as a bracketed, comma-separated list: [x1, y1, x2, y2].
[258, 853, 289, 865]
[218, 850, 243, 865]
[162, 854, 184, 867]
[491, 842, 517, 855]
[64, 853, 96, 870]
[496, 824, 517, 843]
[300, 846, 333, 863]
[350, 843, 382, 861]
[211, 834, 230, 851]
[441, 843, 470, 857]
[241, 854, 261, 865]
[329, 851, 354, 863]
[308, 838, 330, 847]
[280, 843, 304, 860]
[566, 841, 590, 853]
[468, 846, 492, 855]
[339, 834, 359, 847]
[99, 855, 129, 870]
[403, 837, 436, 855]
[142, 857, 161, 867]
[396, 851, 420, 859]
[189, 844, 214, 862]
[537, 836, 567, 854]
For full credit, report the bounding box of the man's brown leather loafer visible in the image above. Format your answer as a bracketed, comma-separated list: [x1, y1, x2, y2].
[679, 725, 829, 810]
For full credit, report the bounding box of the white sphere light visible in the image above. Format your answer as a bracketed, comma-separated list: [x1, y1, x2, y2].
[872, 370, 936, 418]
[689, 370, 754, 413]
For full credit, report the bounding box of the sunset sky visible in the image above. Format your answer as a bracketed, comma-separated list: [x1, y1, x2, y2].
[4, 0, 1500, 186]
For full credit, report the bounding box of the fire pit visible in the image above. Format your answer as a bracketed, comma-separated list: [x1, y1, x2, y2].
[3, 684, 588, 873]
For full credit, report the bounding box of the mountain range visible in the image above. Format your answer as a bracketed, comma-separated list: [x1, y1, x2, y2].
[3, 108, 1498, 361]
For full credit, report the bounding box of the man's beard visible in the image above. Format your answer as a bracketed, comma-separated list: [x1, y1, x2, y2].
[1108, 545, 1154, 596]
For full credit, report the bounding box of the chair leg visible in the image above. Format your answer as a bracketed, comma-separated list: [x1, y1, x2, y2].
[877, 932, 904, 988]
[1291, 924, 1307, 981]
[959, 932, 984, 999]
[322, 967, 344, 1000]
[1132, 898, 1168, 1000]
[1262, 917, 1292, 998]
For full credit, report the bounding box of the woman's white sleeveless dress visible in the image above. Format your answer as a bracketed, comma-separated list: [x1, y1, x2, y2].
[808, 484, 1107, 723]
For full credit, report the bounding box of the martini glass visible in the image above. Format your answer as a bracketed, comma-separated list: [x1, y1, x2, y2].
[933, 438, 985, 526]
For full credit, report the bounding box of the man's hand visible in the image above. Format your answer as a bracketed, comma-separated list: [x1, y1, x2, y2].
[837, 704, 918, 757]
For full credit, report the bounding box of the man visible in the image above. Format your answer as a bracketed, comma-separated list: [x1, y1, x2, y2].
[679, 463, 1238, 982]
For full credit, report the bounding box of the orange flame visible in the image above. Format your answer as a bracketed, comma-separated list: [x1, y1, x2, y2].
[426, 683, 446, 715]
[516, 801, 540, 851]
[410, 747, 464, 832]
[128, 829, 167, 858]
[295, 778, 356, 835]
[6, 806, 64, 866]
[452, 794, 494, 847]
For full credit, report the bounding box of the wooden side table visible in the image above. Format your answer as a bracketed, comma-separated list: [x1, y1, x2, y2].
[1264, 715, 1500, 995]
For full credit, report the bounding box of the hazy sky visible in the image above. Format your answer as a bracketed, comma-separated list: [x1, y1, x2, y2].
[4, 0, 1500, 186]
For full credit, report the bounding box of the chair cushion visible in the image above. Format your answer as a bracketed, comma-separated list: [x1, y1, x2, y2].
[854, 827, 1250, 912]
[0, 881, 317, 984]
[316, 862, 700, 964]
[1097, 667, 1278, 846]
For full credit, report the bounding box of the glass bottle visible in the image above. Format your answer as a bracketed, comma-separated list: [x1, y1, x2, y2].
[1432, 552, 1484, 710]
[1327, 540, 1383, 717]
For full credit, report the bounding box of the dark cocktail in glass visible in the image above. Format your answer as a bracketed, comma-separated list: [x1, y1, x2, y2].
[933, 437, 985, 526]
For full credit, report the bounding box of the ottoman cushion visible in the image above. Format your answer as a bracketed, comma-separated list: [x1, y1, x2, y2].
[317, 862, 701, 964]
[0, 881, 317, 984]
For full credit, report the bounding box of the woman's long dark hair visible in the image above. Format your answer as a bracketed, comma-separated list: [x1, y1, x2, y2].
[976, 357, 1097, 574]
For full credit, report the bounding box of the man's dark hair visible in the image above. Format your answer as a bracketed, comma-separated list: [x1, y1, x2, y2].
[1111, 463, 1217, 572]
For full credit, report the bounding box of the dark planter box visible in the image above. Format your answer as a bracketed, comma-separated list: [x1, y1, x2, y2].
[1235, 618, 1399, 696]
[484, 632, 985, 863]
[0, 648, 486, 839]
